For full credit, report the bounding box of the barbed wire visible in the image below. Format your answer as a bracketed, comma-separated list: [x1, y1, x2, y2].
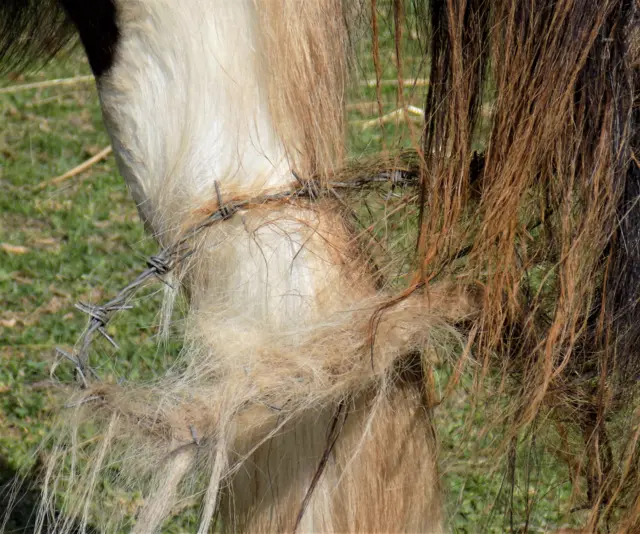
[58, 169, 419, 387]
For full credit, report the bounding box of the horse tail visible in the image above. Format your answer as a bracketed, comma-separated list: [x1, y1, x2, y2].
[0, 0, 75, 74]
[0, 0, 119, 77]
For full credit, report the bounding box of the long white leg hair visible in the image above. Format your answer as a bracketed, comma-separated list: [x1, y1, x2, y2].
[0, 1, 475, 532]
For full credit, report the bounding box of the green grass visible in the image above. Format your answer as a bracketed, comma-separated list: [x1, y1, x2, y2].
[0, 46, 583, 533]
[0, 53, 186, 531]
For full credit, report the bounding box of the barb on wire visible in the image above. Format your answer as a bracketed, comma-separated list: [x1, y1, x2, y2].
[57, 167, 421, 388]
[292, 170, 321, 200]
[56, 348, 88, 389]
[146, 254, 172, 276]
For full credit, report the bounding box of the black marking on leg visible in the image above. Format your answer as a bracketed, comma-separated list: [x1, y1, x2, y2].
[60, 0, 120, 77]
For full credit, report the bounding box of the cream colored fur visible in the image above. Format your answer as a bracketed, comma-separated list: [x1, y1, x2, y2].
[37, 1, 470, 532]
[99, 0, 293, 236]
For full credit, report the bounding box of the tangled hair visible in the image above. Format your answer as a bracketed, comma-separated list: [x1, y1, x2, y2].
[1, 0, 639, 532]
[419, 0, 639, 527]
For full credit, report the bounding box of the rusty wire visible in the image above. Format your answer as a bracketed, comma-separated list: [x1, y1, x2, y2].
[59, 170, 419, 387]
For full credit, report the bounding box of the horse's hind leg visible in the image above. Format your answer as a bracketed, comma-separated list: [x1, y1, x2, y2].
[332, 384, 443, 533]
[223, 382, 443, 533]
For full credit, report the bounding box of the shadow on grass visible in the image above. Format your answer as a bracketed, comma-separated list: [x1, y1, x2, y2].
[0, 455, 94, 534]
